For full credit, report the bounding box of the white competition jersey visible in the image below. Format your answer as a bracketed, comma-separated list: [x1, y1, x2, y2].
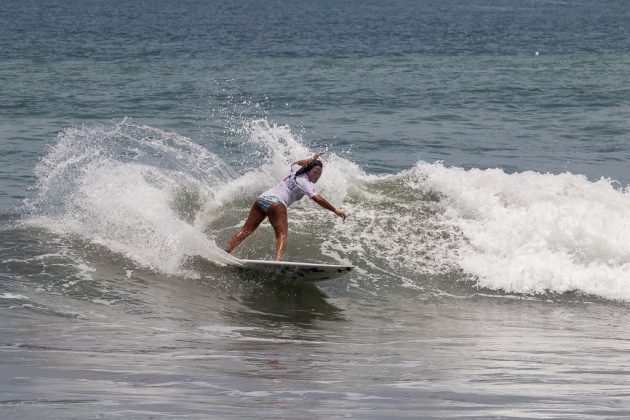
[262, 163, 317, 207]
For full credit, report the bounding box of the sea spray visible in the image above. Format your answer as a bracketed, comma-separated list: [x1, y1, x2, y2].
[201, 118, 363, 225]
[26, 120, 240, 274]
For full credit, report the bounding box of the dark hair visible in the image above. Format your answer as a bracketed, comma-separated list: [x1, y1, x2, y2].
[294, 159, 323, 178]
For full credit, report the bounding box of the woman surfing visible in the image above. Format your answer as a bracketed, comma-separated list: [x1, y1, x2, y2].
[225, 152, 347, 261]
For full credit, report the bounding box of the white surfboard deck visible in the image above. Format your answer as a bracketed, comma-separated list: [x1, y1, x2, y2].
[238, 259, 354, 282]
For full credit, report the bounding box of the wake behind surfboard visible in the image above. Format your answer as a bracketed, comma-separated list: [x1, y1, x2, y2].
[238, 259, 354, 282]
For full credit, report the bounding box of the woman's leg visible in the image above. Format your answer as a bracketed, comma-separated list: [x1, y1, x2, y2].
[267, 204, 288, 261]
[225, 202, 267, 254]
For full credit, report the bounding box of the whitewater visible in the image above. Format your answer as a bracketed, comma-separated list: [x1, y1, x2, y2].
[21, 119, 630, 302]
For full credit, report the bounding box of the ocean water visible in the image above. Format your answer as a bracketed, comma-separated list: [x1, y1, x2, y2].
[2, 0, 630, 418]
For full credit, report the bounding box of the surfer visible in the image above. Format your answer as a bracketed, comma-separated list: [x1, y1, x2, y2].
[225, 152, 347, 261]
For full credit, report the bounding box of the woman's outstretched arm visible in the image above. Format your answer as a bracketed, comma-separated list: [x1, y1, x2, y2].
[312, 194, 347, 220]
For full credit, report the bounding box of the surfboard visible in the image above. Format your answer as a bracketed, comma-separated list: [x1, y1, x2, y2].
[238, 259, 354, 282]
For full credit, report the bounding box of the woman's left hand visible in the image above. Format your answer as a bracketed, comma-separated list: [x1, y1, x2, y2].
[334, 208, 347, 221]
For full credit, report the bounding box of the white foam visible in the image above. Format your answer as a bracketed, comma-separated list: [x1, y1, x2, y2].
[27, 119, 630, 302]
[417, 162, 630, 301]
[198, 325, 259, 338]
[0, 293, 29, 300]
[319, 168, 464, 289]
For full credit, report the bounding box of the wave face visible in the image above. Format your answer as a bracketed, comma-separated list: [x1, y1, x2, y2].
[25, 119, 630, 301]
